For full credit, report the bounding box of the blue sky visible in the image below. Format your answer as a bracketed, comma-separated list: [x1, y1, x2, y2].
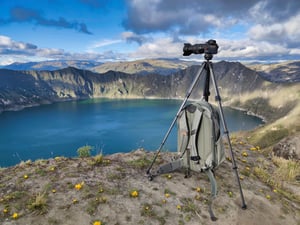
[0, 0, 300, 65]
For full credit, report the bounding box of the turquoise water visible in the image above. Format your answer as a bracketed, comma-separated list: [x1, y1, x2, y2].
[0, 99, 263, 167]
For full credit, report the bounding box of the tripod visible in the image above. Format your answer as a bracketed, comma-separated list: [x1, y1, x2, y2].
[146, 53, 247, 209]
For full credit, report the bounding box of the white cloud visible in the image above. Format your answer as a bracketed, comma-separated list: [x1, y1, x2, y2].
[89, 39, 123, 49]
[0, 56, 16, 66]
[247, 12, 300, 54]
[0, 36, 12, 46]
[128, 37, 182, 59]
[0, 35, 37, 52]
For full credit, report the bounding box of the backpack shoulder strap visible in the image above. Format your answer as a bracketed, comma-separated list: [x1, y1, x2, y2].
[177, 109, 189, 156]
[189, 105, 203, 163]
[205, 169, 218, 221]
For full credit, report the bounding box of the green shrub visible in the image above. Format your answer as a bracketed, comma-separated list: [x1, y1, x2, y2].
[77, 145, 93, 158]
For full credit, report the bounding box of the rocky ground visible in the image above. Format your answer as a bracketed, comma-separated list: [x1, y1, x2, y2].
[0, 134, 299, 225]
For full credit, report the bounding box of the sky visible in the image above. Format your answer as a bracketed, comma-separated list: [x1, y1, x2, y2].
[0, 0, 300, 65]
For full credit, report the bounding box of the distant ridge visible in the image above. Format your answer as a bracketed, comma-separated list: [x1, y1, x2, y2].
[1, 60, 102, 71]
[1, 58, 196, 75]
[247, 60, 300, 83]
[92, 58, 196, 75]
[2, 59, 299, 83]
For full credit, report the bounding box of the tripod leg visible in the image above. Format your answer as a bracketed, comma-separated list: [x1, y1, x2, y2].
[146, 62, 207, 177]
[208, 62, 247, 209]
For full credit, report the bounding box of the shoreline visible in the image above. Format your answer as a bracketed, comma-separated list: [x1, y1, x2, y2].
[227, 105, 267, 123]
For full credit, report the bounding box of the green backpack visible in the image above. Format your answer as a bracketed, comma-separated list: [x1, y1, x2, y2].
[156, 100, 225, 220]
[177, 100, 225, 173]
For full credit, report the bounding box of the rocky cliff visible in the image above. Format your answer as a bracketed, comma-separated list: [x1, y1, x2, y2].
[0, 61, 265, 111]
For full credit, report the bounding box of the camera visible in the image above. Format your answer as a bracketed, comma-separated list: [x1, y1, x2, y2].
[183, 39, 218, 56]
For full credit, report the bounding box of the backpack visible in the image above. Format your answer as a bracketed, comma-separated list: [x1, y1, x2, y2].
[155, 100, 225, 220]
[177, 100, 225, 173]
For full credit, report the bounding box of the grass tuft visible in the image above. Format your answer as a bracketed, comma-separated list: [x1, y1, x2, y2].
[28, 192, 48, 215]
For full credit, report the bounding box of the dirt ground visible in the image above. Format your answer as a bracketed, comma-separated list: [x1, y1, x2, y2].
[0, 136, 299, 225]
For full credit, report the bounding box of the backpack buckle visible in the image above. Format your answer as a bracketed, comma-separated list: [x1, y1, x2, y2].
[191, 156, 201, 161]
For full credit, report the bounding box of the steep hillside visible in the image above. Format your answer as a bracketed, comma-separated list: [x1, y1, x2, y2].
[0, 61, 267, 113]
[247, 61, 300, 83]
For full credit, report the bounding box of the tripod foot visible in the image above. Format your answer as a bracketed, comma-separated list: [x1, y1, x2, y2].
[210, 216, 218, 222]
[147, 174, 154, 181]
[242, 204, 247, 210]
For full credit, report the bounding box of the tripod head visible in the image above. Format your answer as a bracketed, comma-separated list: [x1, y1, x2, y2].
[204, 53, 213, 60]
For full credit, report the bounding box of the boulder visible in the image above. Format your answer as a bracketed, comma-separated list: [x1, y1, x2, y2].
[272, 133, 300, 160]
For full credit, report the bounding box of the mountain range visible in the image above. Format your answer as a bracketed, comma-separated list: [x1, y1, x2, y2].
[0, 61, 264, 112]
[0, 58, 192, 75]
[0, 60, 101, 71]
[2, 58, 299, 82]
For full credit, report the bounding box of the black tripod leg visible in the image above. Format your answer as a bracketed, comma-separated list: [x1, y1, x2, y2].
[208, 62, 247, 209]
[146, 62, 207, 178]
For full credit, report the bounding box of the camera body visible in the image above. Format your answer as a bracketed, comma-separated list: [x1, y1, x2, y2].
[183, 39, 218, 56]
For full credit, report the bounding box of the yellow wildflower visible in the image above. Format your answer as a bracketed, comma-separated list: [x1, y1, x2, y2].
[273, 189, 278, 193]
[52, 189, 56, 193]
[50, 167, 55, 171]
[75, 182, 84, 190]
[103, 159, 111, 164]
[266, 195, 271, 200]
[93, 221, 102, 225]
[226, 157, 232, 162]
[166, 174, 172, 179]
[12, 212, 19, 219]
[162, 199, 167, 204]
[3, 208, 8, 213]
[100, 197, 107, 203]
[242, 152, 248, 157]
[73, 199, 78, 204]
[177, 205, 182, 210]
[196, 187, 201, 192]
[54, 156, 62, 161]
[24, 174, 28, 179]
[130, 190, 139, 198]
[228, 191, 233, 198]
[165, 193, 170, 198]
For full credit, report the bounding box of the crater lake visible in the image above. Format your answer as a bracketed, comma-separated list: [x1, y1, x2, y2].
[0, 99, 263, 167]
